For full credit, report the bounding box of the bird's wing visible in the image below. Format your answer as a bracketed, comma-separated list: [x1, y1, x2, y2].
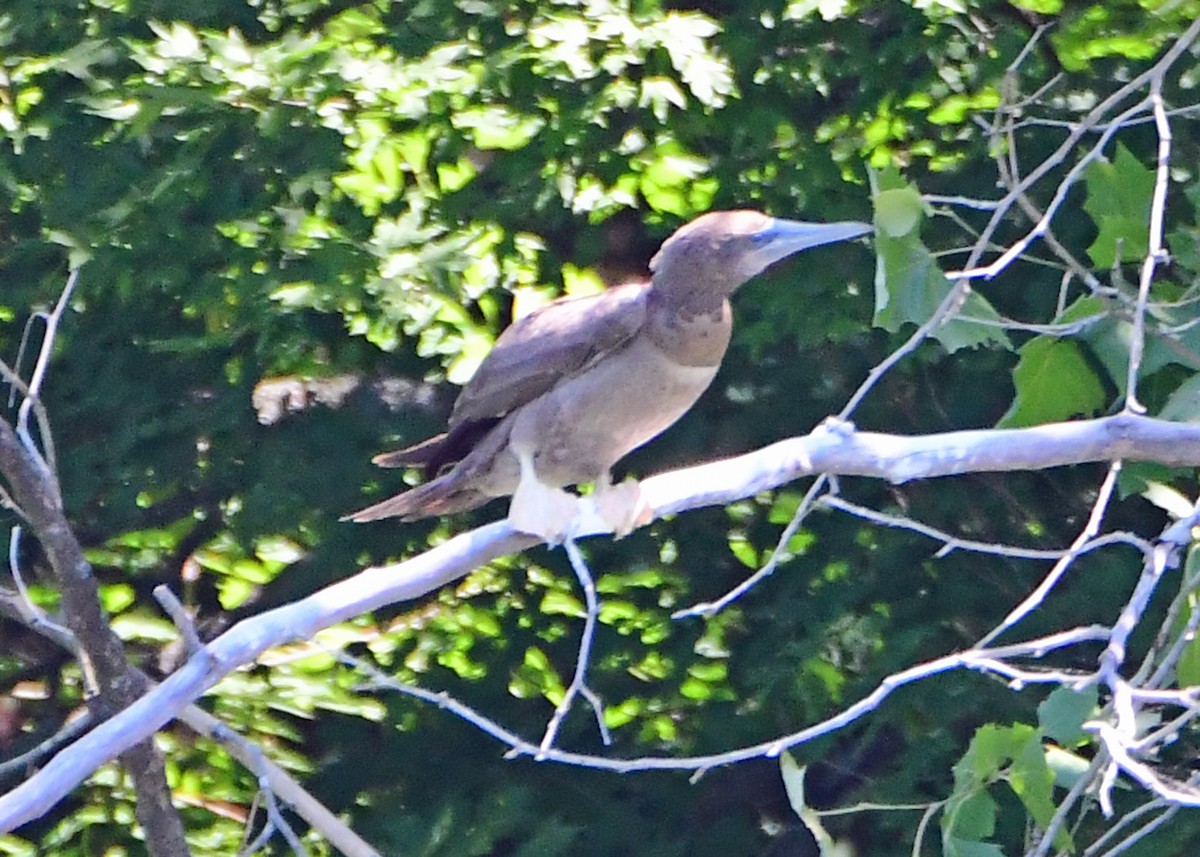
[448, 283, 649, 425]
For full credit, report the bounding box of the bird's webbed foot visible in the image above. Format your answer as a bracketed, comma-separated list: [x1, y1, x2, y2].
[507, 452, 650, 543]
[579, 476, 650, 539]
[507, 477, 584, 545]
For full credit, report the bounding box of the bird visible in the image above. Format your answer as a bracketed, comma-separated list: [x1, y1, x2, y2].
[345, 210, 872, 541]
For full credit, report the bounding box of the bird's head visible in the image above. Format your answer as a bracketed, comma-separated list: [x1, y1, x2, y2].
[649, 210, 872, 307]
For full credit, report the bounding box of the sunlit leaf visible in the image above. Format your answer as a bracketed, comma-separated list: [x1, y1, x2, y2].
[997, 337, 1105, 428]
[871, 167, 1010, 352]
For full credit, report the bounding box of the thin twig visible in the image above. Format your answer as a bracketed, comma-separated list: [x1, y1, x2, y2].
[673, 474, 829, 619]
[153, 585, 203, 657]
[538, 538, 611, 754]
[820, 494, 1144, 562]
[1123, 86, 1173, 413]
[978, 463, 1123, 647]
[15, 270, 78, 499]
[345, 626, 1109, 776]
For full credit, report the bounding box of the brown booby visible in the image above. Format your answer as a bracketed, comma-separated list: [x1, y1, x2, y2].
[347, 211, 871, 540]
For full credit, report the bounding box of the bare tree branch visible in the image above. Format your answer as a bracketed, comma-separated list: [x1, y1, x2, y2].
[6, 412, 1200, 831]
[978, 462, 1123, 647]
[346, 626, 1110, 774]
[0, 582, 381, 856]
[0, 395, 189, 854]
[1, 7, 1195, 857]
[537, 538, 611, 754]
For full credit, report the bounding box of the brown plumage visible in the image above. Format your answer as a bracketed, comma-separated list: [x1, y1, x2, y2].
[346, 210, 871, 535]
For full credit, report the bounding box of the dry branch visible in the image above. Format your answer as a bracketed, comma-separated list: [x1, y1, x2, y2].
[0, 414, 190, 855]
[3, 411, 1200, 832]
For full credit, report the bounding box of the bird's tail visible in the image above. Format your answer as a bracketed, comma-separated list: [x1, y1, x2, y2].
[341, 473, 493, 523]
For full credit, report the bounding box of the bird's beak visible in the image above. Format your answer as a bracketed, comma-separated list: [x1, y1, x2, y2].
[748, 218, 873, 271]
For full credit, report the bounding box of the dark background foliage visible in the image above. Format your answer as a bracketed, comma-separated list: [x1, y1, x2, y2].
[2, 0, 1200, 854]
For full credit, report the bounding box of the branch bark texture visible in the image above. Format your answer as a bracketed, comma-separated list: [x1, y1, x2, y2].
[1, 412, 1197, 833]
[0, 419, 189, 855]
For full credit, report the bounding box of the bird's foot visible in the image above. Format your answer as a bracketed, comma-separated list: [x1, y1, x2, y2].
[507, 478, 651, 543]
[507, 478, 584, 545]
[581, 479, 650, 539]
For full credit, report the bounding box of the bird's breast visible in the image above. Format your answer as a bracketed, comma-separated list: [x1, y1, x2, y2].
[505, 335, 722, 488]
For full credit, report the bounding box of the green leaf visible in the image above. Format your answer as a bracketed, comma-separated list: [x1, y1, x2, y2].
[728, 532, 759, 568]
[217, 576, 256, 610]
[944, 838, 1006, 857]
[658, 12, 735, 108]
[874, 186, 924, 237]
[784, 0, 854, 22]
[871, 167, 1010, 352]
[1177, 631, 1200, 687]
[944, 789, 997, 843]
[453, 106, 544, 151]
[679, 677, 712, 699]
[1037, 685, 1098, 745]
[110, 612, 180, 643]
[1012, 0, 1062, 13]
[1052, 9, 1175, 72]
[540, 590, 586, 618]
[949, 723, 1071, 851]
[1074, 292, 1200, 391]
[1177, 549, 1200, 686]
[927, 90, 1002, 126]
[997, 337, 1105, 428]
[638, 144, 713, 216]
[98, 583, 136, 613]
[955, 723, 1030, 785]
[1009, 734, 1061, 840]
[1083, 143, 1155, 268]
[1160, 374, 1200, 422]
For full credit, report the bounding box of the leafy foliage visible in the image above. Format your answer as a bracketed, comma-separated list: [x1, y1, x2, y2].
[3, 1, 1200, 856]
